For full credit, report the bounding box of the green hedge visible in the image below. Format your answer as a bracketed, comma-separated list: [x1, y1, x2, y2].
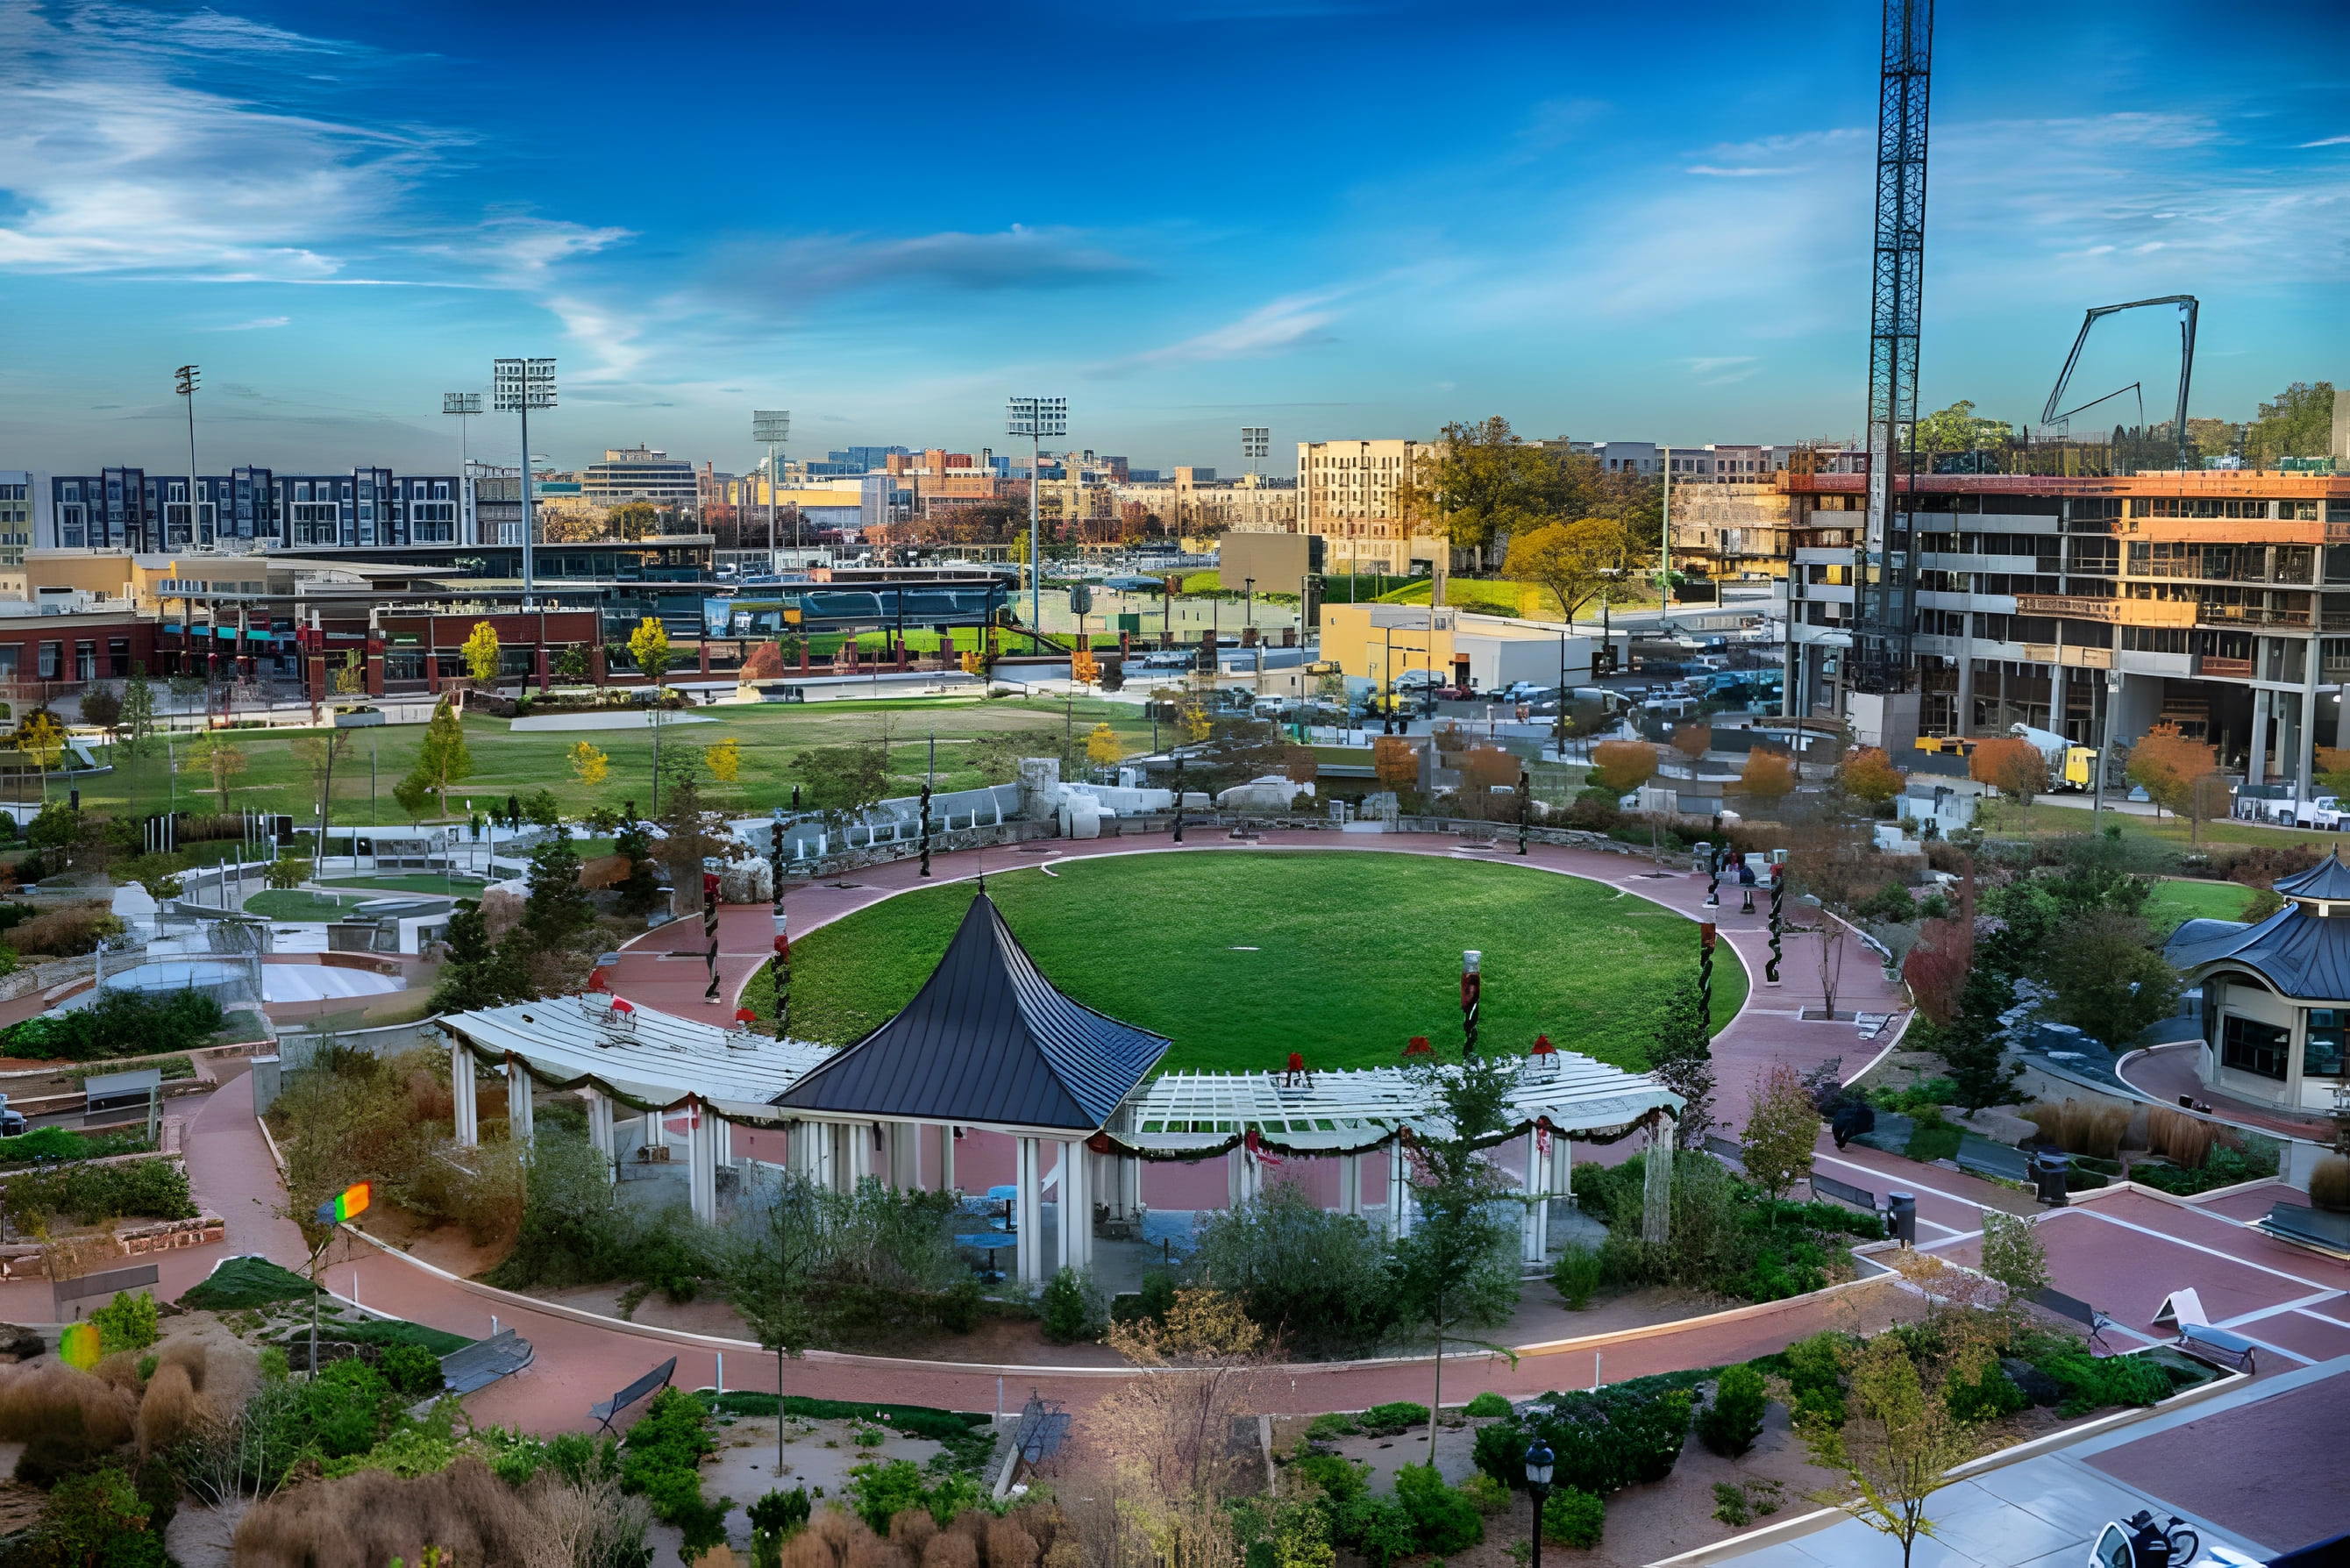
[178, 1255, 317, 1310]
[1, 1156, 195, 1227]
[0, 1126, 153, 1166]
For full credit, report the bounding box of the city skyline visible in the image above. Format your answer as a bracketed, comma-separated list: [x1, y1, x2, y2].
[2, 0, 2346, 475]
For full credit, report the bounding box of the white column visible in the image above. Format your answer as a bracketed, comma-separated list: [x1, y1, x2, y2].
[643, 1108, 663, 1161]
[586, 1088, 616, 1179]
[1551, 1131, 1574, 1202]
[505, 1056, 534, 1144]
[846, 1123, 872, 1187]
[1121, 1151, 1143, 1222]
[1015, 1137, 1045, 1286]
[1341, 1153, 1364, 1218]
[2251, 687, 2271, 783]
[1520, 1130, 1549, 1266]
[1392, 1146, 1414, 1237]
[938, 1124, 957, 1192]
[687, 1101, 718, 1223]
[450, 1040, 478, 1148]
[1058, 1140, 1092, 1273]
[716, 1115, 734, 1167]
[1228, 1147, 1245, 1208]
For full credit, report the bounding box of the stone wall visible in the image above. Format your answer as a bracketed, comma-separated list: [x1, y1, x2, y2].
[0, 1213, 225, 1279]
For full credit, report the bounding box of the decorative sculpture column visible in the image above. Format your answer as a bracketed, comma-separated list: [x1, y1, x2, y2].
[450, 1039, 479, 1148]
[1015, 1137, 1045, 1286]
[1058, 1140, 1093, 1272]
[505, 1055, 535, 1144]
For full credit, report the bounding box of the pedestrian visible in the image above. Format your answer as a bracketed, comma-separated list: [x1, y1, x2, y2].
[1737, 853, 1757, 915]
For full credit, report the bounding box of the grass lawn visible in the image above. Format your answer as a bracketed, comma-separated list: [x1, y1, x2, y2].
[318, 873, 488, 895]
[2146, 877, 2261, 934]
[1976, 798, 2337, 850]
[742, 850, 1743, 1073]
[71, 696, 1157, 827]
[243, 889, 371, 921]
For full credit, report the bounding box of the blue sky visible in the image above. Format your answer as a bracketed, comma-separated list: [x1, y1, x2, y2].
[3, 0, 2346, 476]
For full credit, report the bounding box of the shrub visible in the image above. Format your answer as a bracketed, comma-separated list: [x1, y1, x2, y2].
[1550, 1241, 1604, 1310]
[1459, 1471, 1512, 1515]
[377, 1341, 444, 1397]
[4, 902, 125, 959]
[1392, 1462, 1483, 1555]
[1782, 1331, 1853, 1428]
[1291, 1449, 1366, 1504]
[1696, 1365, 1767, 1458]
[1523, 1384, 1692, 1494]
[2, 1157, 196, 1229]
[89, 1289, 160, 1356]
[1188, 1182, 1401, 1354]
[1542, 1486, 1606, 1549]
[1946, 1358, 2028, 1423]
[0, 985, 221, 1060]
[1357, 1401, 1429, 1436]
[1462, 1391, 1513, 1419]
[1470, 1418, 1527, 1490]
[2312, 1156, 2350, 1213]
[1038, 1267, 1105, 1344]
[0, 1125, 153, 1165]
[1345, 1495, 1419, 1566]
[619, 1386, 729, 1557]
[2033, 1351, 2170, 1416]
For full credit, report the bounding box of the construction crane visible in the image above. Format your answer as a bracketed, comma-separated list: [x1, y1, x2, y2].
[1854, 0, 1933, 699]
[2040, 295, 2199, 473]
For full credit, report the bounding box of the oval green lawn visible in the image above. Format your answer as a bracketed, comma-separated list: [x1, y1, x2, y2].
[767, 851, 1741, 1074]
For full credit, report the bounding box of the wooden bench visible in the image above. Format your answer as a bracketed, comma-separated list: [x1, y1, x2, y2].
[2259, 1202, 2350, 1258]
[591, 1357, 678, 1435]
[438, 1328, 534, 1398]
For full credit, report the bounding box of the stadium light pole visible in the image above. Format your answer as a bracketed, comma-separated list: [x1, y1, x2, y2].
[753, 410, 790, 570]
[442, 393, 482, 540]
[1008, 396, 1066, 630]
[173, 365, 200, 546]
[1241, 425, 1269, 478]
[493, 359, 556, 607]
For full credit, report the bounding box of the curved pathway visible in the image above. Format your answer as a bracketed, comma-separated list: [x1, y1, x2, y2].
[4, 827, 1923, 1433]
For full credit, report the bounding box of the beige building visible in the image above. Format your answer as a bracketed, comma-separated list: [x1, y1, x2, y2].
[1297, 438, 1446, 574]
[1670, 481, 1792, 581]
[1321, 602, 1592, 696]
[1115, 468, 1298, 536]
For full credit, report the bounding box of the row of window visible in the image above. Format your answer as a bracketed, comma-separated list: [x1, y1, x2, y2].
[2218, 1012, 2345, 1081]
[2133, 497, 2341, 521]
[0, 638, 134, 683]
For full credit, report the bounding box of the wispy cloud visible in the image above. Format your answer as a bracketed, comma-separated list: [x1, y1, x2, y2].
[1093, 289, 1347, 377]
[1685, 166, 1798, 178]
[203, 315, 290, 331]
[2298, 134, 2350, 148]
[1684, 356, 1759, 385]
[696, 225, 1143, 312]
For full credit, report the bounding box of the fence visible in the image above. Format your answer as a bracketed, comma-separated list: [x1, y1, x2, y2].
[274, 1018, 445, 1072]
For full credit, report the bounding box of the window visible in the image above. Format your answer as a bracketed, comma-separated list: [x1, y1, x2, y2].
[107, 638, 130, 678]
[74, 642, 95, 681]
[36, 641, 60, 680]
[2306, 1010, 2346, 1079]
[2220, 1014, 2290, 1080]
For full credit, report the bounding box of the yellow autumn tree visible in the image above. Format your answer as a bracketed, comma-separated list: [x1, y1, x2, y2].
[1085, 723, 1123, 770]
[568, 741, 609, 788]
[459, 621, 501, 684]
[705, 737, 743, 784]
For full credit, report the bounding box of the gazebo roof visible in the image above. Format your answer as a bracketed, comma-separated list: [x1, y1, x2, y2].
[2275, 853, 2350, 901]
[771, 894, 1170, 1133]
[2166, 902, 2350, 1001]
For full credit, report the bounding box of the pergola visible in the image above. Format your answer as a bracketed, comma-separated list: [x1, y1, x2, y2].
[439, 894, 1684, 1286]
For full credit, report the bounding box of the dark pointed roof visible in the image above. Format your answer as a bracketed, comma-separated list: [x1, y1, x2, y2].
[2275, 853, 2350, 901]
[2166, 901, 2350, 1001]
[773, 894, 1170, 1131]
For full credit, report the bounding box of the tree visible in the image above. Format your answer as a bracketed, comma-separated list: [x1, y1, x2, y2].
[79, 688, 123, 752]
[1837, 746, 1905, 805]
[460, 621, 502, 686]
[716, 1169, 833, 1447]
[332, 650, 366, 697]
[14, 710, 67, 775]
[1670, 722, 1713, 779]
[1085, 723, 1123, 772]
[289, 731, 352, 824]
[552, 644, 593, 683]
[1937, 960, 2021, 1111]
[1391, 1044, 1522, 1461]
[1087, 1288, 1270, 1564]
[405, 697, 472, 817]
[1505, 517, 1637, 621]
[652, 778, 737, 918]
[2244, 381, 2335, 467]
[1371, 736, 1419, 794]
[1977, 1211, 2049, 1308]
[519, 838, 597, 954]
[629, 617, 674, 687]
[1968, 737, 2047, 804]
[792, 742, 890, 823]
[1589, 738, 1659, 795]
[179, 732, 246, 807]
[1740, 1063, 1820, 1199]
[568, 741, 609, 788]
[2039, 909, 2181, 1049]
[430, 904, 532, 1012]
[117, 667, 156, 761]
[118, 851, 187, 903]
[704, 737, 743, 785]
[392, 773, 433, 823]
[1646, 973, 1716, 1150]
[263, 856, 313, 892]
[2126, 722, 2214, 819]
[1401, 416, 1577, 568]
[612, 819, 664, 919]
[523, 788, 564, 830]
[1740, 747, 1797, 808]
[1801, 1334, 1989, 1568]
[1913, 399, 2013, 453]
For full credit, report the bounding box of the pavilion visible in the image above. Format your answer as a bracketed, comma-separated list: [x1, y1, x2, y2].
[2167, 852, 2350, 1115]
[438, 893, 1684, 1286]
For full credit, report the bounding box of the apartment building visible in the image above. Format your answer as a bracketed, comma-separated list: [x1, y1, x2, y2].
[44, 467, 463, 551]
[1671, 483, 1793, 580]
[0, 472, 31, 598]
[1114, 468, 1298, 537]
[1296, 438, 1444, 574]
[1781, 468, 2350, 804]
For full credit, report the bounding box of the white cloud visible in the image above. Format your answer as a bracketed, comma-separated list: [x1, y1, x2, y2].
[204, 315, 290, 331]
[2300, 134, 2350, 148]
[1685, 166, 1798, 178]
[1684, 356, 1759, 385]
[1095, 290, 1346, 377]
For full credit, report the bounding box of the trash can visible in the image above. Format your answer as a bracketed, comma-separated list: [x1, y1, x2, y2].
[2033, 1148, 2072, 1208]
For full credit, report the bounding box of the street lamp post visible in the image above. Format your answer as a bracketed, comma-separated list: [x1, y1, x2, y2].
[493, 359, 556, 606]
[1524, 1437, 1556, 1568]
[753, 410, 790, 571]
[1008, 396, 1067, 631]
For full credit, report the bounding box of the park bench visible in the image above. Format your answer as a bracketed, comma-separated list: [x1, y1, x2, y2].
[1954, 1134, 2032, 1184]
[2258, 1202, 2350, 1258]
[591, 1357, 677, 1435]
[436, 1328, 535, 1399]
[1810, 1172, 1878, 1215]
[2033, 1286, 2118, 1356]
[2156, 1289, 2259, 1374]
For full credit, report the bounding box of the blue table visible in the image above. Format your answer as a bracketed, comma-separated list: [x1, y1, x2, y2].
[955, 1230, 1016, 1283]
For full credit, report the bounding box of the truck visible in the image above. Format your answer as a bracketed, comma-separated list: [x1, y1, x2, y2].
[2010, 724, 2099, 792]
[2234, 781, 2346, 829]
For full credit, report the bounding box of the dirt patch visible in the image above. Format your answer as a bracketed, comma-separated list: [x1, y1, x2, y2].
[351, 1208, 510, 1281]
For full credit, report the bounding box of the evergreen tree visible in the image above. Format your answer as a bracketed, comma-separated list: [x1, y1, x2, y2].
[1938, 962, 2021, 1111]
[430, 905, 531, 1012]
[520, 838, 597, 952]
[612, 820, 663, 919]
[1645, 973, 1717, 1150]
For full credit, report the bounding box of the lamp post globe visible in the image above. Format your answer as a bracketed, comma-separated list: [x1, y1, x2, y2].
[1523, 1436, 1556, 1568]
